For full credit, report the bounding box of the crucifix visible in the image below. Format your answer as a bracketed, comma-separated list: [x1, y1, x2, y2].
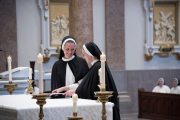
[160, 11, 172, 22]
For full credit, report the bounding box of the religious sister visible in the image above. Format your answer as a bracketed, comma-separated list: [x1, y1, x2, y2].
[51, 36, 89, 94]
[64, 42, 120, 120]
[170, 78, 180, 94]
[152, 78, 170, 93]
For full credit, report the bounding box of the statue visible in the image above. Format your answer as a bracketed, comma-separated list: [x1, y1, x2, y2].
[154, 20, 161, 40]
[51, 14, 69, 46]
[154, 11, 175, 44]
[59, 15, 69, 42]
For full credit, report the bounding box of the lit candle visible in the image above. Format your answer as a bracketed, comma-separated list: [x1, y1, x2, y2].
[72, 94, 78, 113]
[99, 68, 102, 84]
[28, 68, 32, 80]
[37, 53, 43, 94]
[100, 52, 106, 89]
[7, 56, 12, 82]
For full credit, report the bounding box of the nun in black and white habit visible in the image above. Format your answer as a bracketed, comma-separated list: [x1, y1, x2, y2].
[75, 42, 121, 120]
[51, 36, 89, 94]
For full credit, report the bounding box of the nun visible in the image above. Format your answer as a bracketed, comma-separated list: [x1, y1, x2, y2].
[64, 42, 120, 120]
[152, 78, 170, 93]
[51, 36, 89, 94]
[170, 78, 180, 94]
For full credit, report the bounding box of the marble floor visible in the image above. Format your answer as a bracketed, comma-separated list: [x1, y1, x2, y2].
[121, 113, 151, 120]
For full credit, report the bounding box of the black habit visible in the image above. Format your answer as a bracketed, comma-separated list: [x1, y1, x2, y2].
[76, 42, 121, 120]
[51, 36, 89, 91]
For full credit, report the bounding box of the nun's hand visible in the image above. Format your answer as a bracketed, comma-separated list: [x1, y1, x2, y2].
[52, 88, 63, 93]
[63, 90, 76, 96]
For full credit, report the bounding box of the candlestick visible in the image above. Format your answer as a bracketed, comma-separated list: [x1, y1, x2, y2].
[28, 68, 32, 80]
[100, 52, 106, 89]
[95, 91, 113, 120]
[7, 56, 12, 82]
[37, 53, 43, 94]
[72, 94, 78, 113]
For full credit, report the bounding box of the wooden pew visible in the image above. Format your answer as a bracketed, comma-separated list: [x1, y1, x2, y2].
[138, 88, 180, 120]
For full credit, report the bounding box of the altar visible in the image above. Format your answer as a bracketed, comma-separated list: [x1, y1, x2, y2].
[0, 95, 113, 120]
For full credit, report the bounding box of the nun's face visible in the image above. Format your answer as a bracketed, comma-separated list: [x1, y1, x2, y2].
[64, 42, 75, 59]
[172, 79, 178, 87]
[82, 49, 92, 63]
[158, 79, 163, 87]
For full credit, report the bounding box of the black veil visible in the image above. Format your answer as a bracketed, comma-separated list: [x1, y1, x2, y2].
[77, 42, 120, 120]
[59, 36, 77, 59]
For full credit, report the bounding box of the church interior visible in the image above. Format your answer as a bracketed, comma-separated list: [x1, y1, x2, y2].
[0, 0, 180, 120]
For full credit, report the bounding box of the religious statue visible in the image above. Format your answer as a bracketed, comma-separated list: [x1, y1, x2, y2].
[59, 15, 69, 42]
[51, 14, 69, 46]
[154, 11, 176, 44]
[154, 20, 161, 40]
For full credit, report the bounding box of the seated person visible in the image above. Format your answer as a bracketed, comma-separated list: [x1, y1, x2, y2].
[63, 42, 120, 120]
[51, 36, 89, 95]
[152, 78, 170, 93]
[170, 78, 180, 94]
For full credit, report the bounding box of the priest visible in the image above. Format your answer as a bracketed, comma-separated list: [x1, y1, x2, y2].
[64, 42, 121, 120]
[51, 36, 89, 95]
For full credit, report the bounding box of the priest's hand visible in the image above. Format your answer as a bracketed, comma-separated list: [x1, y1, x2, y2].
[63, 90, 76, 96]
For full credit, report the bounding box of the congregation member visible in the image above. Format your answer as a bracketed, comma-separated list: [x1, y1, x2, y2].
[152, 78, 170, 93]
[51, 36, 89, 94]
[170, 78, 180, 94]
[63, 42, 121, 120]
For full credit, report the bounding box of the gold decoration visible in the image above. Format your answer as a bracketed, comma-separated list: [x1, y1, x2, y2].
[41, 40, 43, 44]
[44, 5, 49, 11]
[67, 112, 83, 120]
[149, 6, 153, 12]
[26, 79, 35, 94]
[144, 39, 146, 44]
[145, 47, 153, 61]
[4, 81, 18, 95]
[145, 54, 153, 61]
[94, 91, 113, 120]
[46, 0, 49, 6]
[177, 53, 180, 61]
[151, 0, 154, 8]
[56, 46, 61, 54]
[159, 44, 174, 54]
[149, 17, 152, 21]
[43, 48, 50, 63]
[44, 16, 47, 21]
[32, 94, 50, 120]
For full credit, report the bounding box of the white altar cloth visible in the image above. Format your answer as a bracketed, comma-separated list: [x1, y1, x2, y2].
[0, 95, 114, 120]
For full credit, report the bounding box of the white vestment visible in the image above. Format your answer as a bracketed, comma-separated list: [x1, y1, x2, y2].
[170, 86, 180, 94]
[62, 55, 82, 90]
[152, 85, 170, 93]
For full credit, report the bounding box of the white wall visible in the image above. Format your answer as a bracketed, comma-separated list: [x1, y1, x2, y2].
[16, 0, 105, 72]
[16, 0, 59, 72]
[16, 0, 41, 69]
[16, 0, 180, 71]
[93, 0, 106, 53]
[125, 0, 180, 70]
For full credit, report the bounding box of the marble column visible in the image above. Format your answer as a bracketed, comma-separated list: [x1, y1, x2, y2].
[69, 0, 93, 57]
[0, 0, 17, 73]
[106, 0, 125, 70]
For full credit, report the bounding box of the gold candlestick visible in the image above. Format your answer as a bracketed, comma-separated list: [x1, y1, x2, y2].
[67, 112, 83, 120]
[26, 79, 35, 94]
[95, 84, 113, 120]
[32, 94, 50, 120]
[4, 81, 18, 95]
